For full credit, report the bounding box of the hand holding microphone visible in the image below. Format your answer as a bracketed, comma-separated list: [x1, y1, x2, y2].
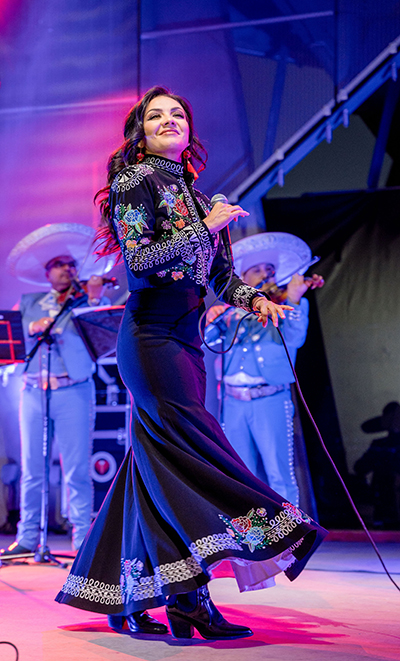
[204, 194, 249, 234]
[205, 194, 249, 268]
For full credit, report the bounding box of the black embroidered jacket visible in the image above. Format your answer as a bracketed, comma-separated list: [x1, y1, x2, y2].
[109, 154, 261, 312]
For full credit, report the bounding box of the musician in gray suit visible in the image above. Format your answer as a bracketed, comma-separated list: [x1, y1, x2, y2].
[3, 224, 110, 555]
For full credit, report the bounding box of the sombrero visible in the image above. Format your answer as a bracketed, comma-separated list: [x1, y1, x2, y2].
[6, 223, 114, 286]
[361, 402, 400, 434]
[232, 232, 318, 286]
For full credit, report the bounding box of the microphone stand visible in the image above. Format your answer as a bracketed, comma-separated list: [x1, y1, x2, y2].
[12, 288, 88, 566]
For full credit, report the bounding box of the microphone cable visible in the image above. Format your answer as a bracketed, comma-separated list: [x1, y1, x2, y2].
[201, 285, 400, 593]
[0, 642, 19, 660]
[274, 316, 400, 592]
[195, 190, 399, 591]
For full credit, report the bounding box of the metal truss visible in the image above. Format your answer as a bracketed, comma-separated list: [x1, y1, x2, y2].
[228, 36, 400, 206]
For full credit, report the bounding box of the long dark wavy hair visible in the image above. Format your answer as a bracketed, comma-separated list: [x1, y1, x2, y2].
[95, 85, 208, 257]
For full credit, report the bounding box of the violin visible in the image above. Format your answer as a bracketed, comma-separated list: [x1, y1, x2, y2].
[259, 275, 324, 305]
[77, 276, 120, 291]
[68, 276, 120, 302]
[261, 282, 289, 304]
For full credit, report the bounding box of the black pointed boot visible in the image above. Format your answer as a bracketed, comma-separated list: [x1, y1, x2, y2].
[166, 586, 253, 639]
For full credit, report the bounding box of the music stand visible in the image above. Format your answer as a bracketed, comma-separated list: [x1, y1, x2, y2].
[71, 305, 125, 362]
[72, 305, 131, 455]
[0, 311, 26, 365]
[0, 313, 35, 562]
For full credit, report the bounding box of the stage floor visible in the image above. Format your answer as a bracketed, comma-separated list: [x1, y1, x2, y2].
[0, 533, 399, 661]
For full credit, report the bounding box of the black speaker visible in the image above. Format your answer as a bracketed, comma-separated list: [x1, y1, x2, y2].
[91, 392, 130, 514]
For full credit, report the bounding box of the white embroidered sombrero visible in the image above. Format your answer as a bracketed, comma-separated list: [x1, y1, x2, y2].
[232, 232, 318, 285]
[6, 223, 114, 286]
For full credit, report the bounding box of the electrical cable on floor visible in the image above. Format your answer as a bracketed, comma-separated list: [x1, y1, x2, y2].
[305, 567, 400, 575]
[200, 282, 400, 593]
[0, 641, 19, 660]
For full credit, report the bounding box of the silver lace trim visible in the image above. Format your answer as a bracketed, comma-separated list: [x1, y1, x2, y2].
[59, 532, 239, 605]
[144, 155, 184, 175]
[59, 503, 309, 606]
[59, 576, 123, 605]
[186, 220, 215, 286]
[123, 221, 211, 279]
[111, 164, 155, 193]
[232, 285, 261, 312]
[175, 176, 216, 285]
[189, 533, 242, 562]
[266, 509, 303, 543]
[111, 156, 184, 195]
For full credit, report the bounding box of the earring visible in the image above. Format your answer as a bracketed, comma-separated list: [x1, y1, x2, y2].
[136, 144, 145, 162]
[185, 160, 199, 181]
[182, 148, 198, 179]
[136, 139, 145, 163]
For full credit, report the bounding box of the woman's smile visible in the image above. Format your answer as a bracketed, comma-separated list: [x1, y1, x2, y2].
[142, 95, 189, 161]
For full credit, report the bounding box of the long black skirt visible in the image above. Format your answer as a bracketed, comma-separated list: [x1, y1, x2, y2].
[55, 286, 328, 614]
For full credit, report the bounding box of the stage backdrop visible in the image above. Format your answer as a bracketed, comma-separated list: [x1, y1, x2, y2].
[264, 187, 400, 476]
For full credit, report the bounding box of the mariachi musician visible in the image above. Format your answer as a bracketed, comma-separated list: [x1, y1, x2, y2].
[2, 223, 113, 555]
[205, 231, 324, 507]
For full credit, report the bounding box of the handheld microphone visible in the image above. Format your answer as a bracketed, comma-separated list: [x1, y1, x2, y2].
[210, 193, 233, 269]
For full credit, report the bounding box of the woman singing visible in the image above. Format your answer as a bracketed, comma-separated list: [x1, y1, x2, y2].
[55, 86, 327, 640]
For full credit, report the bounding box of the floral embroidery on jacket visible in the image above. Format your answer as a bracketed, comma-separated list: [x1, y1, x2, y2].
[114, 203, 149, 244]
[159, 185, 189, 220]
[111, 159, 217, 288]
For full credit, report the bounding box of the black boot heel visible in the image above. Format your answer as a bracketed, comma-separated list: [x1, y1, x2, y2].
[166, 586, 253, 640]
[167, 613, 194, 639]
[108, 614, 125, 631]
